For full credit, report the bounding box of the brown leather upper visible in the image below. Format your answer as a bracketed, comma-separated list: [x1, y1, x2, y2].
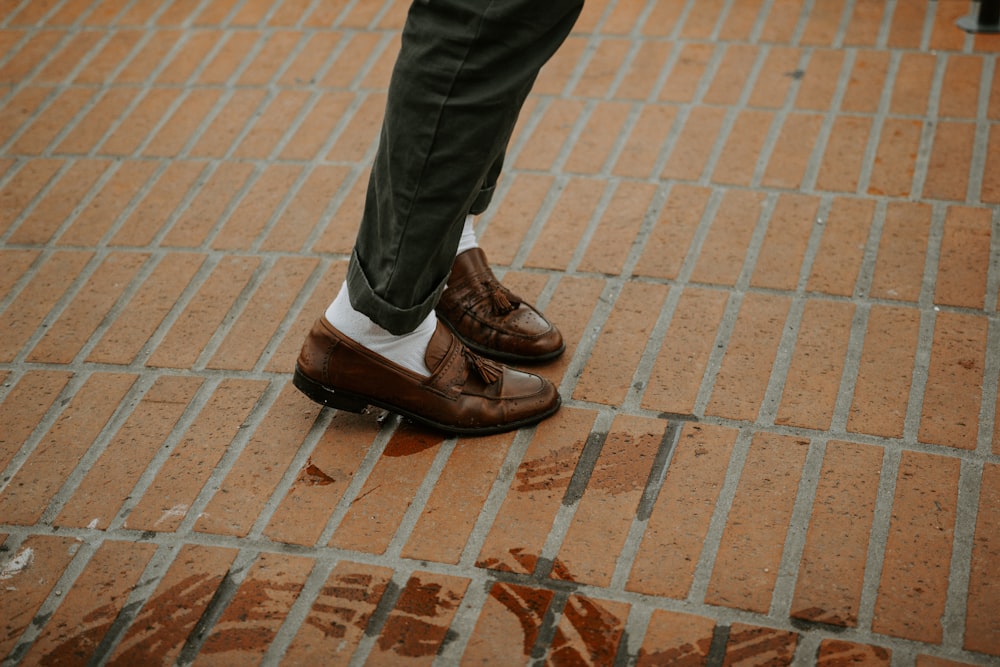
[296, 317, 560, 434]
[436, 248, 564, 363]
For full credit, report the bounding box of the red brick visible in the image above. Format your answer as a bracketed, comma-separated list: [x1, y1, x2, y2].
[544, 595, 628, 664]
[28, 252, 148, 364]
[8, 159, 110, 245]
[477, 408, 596, 574]
[574, 281, 669, 406]
[0, 371, 73, 473]
[115, 0, 163, 24]
[842, 50, 889, 114]
[795, 49, 845, 111]
[81, 0, 132, 26]
[868, 118, 923, 198]
[237, 30, 303, 86]
[659, 42, 714, 104]
[0, 372, 136, 524]
[809, 199, 874, 296]
[872, 451, 960, 643]
[617, 41, 671, 100]
[280, 91, 353, 160]
[262, 409, 376, 546]
[55, 375, 203, 530]
[312, 169, 367, 255]
[58, 160, 158, 245]
[919, 312, 988, 450]
[108, 545, 238, 666]
[635, 184, 711, 280]
[0, 250, 92, 363]
[34, 31, 103, 83]
[573, 37, 631, 98]
[923, 121, 976, 202]
[705, 45, 758, 105]
[791, 440, 883, 626]
[554, 415, 666, 586]
[628, 423, 738, 598]
[197, 30, 261, 83]
[142, 88, 222, 157]
[722, 624, 798, 667]
[73, 29, 143, 84]
[270, 0, 318, 26]
[156, 31, 221, 84]
[869, 201, 932, 302]
[195, 383, 321, 536]
[662, 106, 726, 181]
[890, 53, 935, 116]
[762, 112, 824, 189]
[816, 640, 891, 667]
[160, 162, 255, 247]
[680, 0, 726, 39]
[525, 178, 605, 271]
[478, 174, 555, 265]
[110, 161, 206, 246]
[0, 86, 50, 149]
[929, 1, 969, 52]
[326, 92, 387, 163]
[233, 89, 311, 159]
[532, 36, 587, 95]
[713, 110, 775, 186]
[402, 431, 516, 564]
[318, 32, 383, 88]
[800, 0, 847, 45]
[641, 0, 686, 37]
[848, 305, 920, 439]
[641, 287, 728, 415]
[197, 552, 314, 662]
[0, 249, 39, 302]
[887, 0, 928, 49]
[115, 29, 183, 83]
[515, 98, 585, 171]
[212, 163, 302, 250]
[707, 293, 791, 422]
[779, 299, 853, 427]
[123, 379, 267, 532]
[816, 115, 872, 193]
[690, 190, 765, 286]
[8, 0, 61, 25]
[578, 181, 656, 274]
[283, 561, 394, 664]
[844, 1, 888, 45]
[190, 89, 268, 158]
[147, 255, 259, 369]
[706, 433, 809, 613]
[55, 88, 138, 154]
[916, 657, 980, 667]
[752, 194, 820, 290]
[983, 125, 1000, 204]
[99, 88, 181, 155]
[613, 104, 678, 178]
[0, 158, 62, 236]
[0, 30, 63, 83]
[760, 0, 804, 43]
[966, 463, 1000, 656]
[367, 571, 469, 666]
[262, 165, 351, 252]
[749, 47, 802, 108]
[0, 535, 79, 658]
[564, 101, 630, 174]
[939, 55, 984, 119]
[529, 275, 606, 386]
[329, 423, 445, 554]
[719, 0, 767, 42]
[265, 261, 346, 373]
[23, 541, 157, 665]
[87, 254, 204, 364]
[461, 583, 554, 664]
[636, 609, 715, 667]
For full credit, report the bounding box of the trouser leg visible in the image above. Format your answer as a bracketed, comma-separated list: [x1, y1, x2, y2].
[346, 0, 584, 335]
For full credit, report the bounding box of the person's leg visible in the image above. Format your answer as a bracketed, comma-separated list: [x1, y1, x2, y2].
[348, 0, 584, 334]
[296, 0, 582, 435]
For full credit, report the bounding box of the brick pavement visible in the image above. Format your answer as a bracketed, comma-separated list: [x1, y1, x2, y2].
[0, 0, 998, 665]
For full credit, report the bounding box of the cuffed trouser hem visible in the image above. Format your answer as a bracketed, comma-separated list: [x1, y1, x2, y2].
[346, 249, 447, 335]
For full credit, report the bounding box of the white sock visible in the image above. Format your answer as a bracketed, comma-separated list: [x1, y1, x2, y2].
[456, 214, 479, 255]
[324, 284, 434, 376]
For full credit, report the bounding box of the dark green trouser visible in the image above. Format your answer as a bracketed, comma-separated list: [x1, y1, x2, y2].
[346, 0, 584, 334]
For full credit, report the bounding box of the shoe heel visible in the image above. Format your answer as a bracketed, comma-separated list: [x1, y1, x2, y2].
[293, 366, 368, 413]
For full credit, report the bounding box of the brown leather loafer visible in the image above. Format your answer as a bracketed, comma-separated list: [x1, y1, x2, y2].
[436, 248, 564, 364]
[293, 317, 560, 436]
